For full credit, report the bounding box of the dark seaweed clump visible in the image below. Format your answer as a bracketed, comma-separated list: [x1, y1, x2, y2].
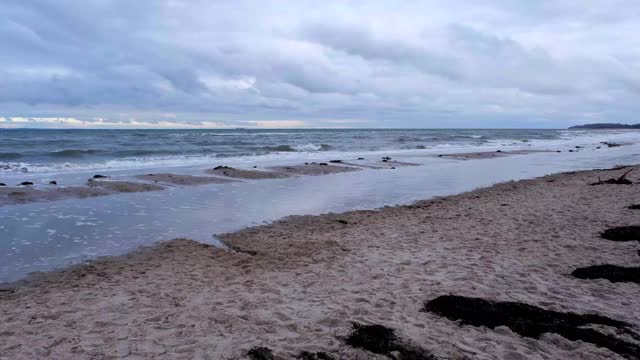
[601, 226, 640, 242]
[423, 295, 640, 359]
[345, 323, 437, 360]
[572, 265, 640, 284]
[247, 347, 274, 360]
[297, 351, 335, 360]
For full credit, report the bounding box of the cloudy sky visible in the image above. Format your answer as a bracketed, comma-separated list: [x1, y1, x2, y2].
[1, 1, 639, 128]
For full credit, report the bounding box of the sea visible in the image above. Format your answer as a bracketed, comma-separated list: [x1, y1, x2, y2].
[1, 128, 639, 177]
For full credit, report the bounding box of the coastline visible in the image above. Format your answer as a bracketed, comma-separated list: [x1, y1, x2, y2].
[2, 165, 639, 359]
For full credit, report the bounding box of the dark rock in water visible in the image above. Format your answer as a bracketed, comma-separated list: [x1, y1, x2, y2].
[575, 146, 582, 148]
[213, 165, 232, 170]
[0, 183, 5, 186]
[568, 150, 574, 152]
[556, 150, 562, 153]
[329, 160, 342, 163]
[248, 347, 274, 360]
[297, 351, 335, 360]
[49, 181, 57, 185]
[357, 157, 365, 160]
[382, 156, 391, 161]
[601, 142, 621, 148]
[496, 150, 502, 153]
[601, 226, 640, 242]
[596, 146, 601, 149]
[423, 295, 640, 359]
[318, 163, 328, 166]
[572, 264, 640, 284]
[253, 166, 257, 168]
[19, 181, 33, 186]
[345, 323, 437, 359]
[92, 174, 108, 179]
[628, 204, 640, 210]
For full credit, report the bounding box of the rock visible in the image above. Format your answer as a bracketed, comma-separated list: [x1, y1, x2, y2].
[19, 181, 33, 186]
[92, 174, 108, 179]
[0, 183, 5, 186]
[329, 160, 342, 163]
[357, 157, 365, 160]
[49, 181, 57, 185]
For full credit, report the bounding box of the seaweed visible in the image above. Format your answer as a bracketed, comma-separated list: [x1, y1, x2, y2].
[247, 347, 274, 360]
[423, 295, 640, 359]
[345, 323, 437, 359]
[297, 351, 335, 360]
[572, 264, 640, 284]
[601, 226, 640, 242]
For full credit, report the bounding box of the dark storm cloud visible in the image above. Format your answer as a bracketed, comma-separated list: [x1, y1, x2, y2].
[1, 0, 639, 128]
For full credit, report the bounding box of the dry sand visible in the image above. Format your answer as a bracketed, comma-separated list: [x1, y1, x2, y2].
[206, 167, 291, 180]
[269, 163, 361, 176]
[135, 173, 236, 186]
[1, 166, 640, 359]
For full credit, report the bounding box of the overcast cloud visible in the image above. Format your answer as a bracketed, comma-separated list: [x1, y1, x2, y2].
[1, 0, 639, 128]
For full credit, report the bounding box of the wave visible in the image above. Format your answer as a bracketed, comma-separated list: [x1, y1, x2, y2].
[0, 152, 23, 160]
[257, 143, 332, 152]
[48, 149, 104, 157]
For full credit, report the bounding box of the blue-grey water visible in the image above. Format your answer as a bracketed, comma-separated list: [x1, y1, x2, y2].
[0, 128, 612, 175]
[1, 128, 640, 283]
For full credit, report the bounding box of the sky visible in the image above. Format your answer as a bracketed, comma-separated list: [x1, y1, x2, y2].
[1, 1, 639, 129]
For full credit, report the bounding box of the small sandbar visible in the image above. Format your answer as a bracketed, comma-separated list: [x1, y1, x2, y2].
[135, 173, 236, 186]
[206, 166, 290, 180]
[269, 163, 360, 176]
[0, 181, 164, 207]
[437, 150, 547, 160]
[88, 179, 165, 192]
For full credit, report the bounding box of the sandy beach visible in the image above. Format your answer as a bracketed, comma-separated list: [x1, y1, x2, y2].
[1, 165, 639, 359]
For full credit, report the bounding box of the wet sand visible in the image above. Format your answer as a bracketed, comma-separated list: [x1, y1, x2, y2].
[135, 173, 236, 186]
[269, 163, 361, 176]
[0, 181, 164, 207]
[206, 166, 291, 180]
[1, 166, 639, 359]
[438, 150, 549, 160]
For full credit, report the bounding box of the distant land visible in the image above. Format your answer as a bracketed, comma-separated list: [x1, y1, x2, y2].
[569, 123, 640, 129]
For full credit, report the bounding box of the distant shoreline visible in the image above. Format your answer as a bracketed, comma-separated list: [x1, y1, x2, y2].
[569, 123, 640, 130]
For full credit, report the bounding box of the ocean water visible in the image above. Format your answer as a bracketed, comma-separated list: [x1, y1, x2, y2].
[2, 128, 636, 176]
[2, 128, 640, 283]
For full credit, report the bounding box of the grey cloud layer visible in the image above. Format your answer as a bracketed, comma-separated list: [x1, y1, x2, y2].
[1, 0, 639, 127]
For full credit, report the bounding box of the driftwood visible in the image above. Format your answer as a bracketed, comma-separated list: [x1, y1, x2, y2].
[591, 169, 634, 185]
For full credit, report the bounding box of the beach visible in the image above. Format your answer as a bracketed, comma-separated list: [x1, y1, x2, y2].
[2, 164, 639, 359]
